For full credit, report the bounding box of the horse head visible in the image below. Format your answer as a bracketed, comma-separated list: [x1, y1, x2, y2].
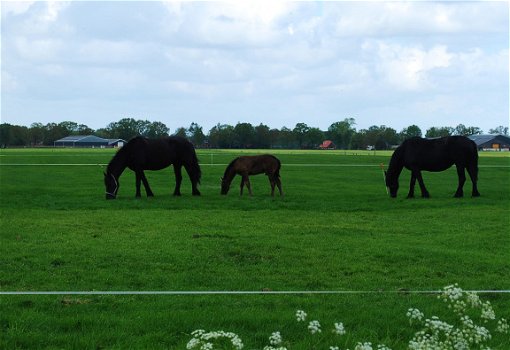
[384, 170, 398, 198]
[104, 172, 119, 200]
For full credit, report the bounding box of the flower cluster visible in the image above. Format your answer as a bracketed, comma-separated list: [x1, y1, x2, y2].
[295, 310, 307, 322]
[406, 308, 425, 324]
[333, 322, 346, 335]
[186, 285, 507, 350]
[308, 320, 322, 334]
[408, 284, 507, 350]
[187, 329, 243, 350]
[497, 318, 509, 334]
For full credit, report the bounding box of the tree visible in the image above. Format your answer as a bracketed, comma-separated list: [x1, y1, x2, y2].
[363, 125, 398, 150]
[173, 127, 188, 139]
[453, 124, 482, 136]
[425, 126, 454, 138]
[489, 126, 509, 135]
[208, 124, 235, 148]
[327, 118, 356, 149]
[277, 127, 295, 148]
[0, 123, 30, 146]
[29, 123, 45, 146]
[306, 127, 325, 148]
[400, 125, 422, 140]
[145, 121, 169, 138]
[292, 122, 310, 148]
[233, 122, 255, 148]
[254, 123, 271, 148]
[188, 122, 205, 146]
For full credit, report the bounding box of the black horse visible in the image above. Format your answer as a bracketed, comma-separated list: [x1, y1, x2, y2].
[221, 155, 283, 196]
[104, 136, 201, 199]
[385, 136, 480, 198]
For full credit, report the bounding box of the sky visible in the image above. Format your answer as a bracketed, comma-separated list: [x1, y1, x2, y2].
[1, 1, 509, 134]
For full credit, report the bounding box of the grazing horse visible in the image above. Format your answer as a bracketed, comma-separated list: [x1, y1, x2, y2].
[221, 155, 283, 196]
[104, 136, 201, 199]
[385, 136, 480, 198]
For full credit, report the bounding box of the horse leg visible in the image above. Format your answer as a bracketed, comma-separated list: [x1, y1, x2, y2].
[135, 171, 142, 198]
[183, 164, 201, 196]
[407, 172, 416, 198]
[467, 164, 480, 197]
[140, 171, 154, 197]
[415, 171, 430, 198]
[173, 164, 182, 196]
[454, 165, 466, 198]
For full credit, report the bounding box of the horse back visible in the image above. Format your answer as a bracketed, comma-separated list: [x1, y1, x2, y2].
[401, 136, 477, 171]
[125, 136, 188, 171]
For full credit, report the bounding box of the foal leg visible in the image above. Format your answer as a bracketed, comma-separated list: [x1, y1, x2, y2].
[173, 164, 182, 196]
[275, 177, 283, 196]
[140, 171, 154, 197]
[242, 175, 253, 196]
[467, 164, 480, 197]
[415, 171, 430, 198]
[454, 165, 466, 198]
[240, 176, 245, 196]
[269, 176, 275, 196]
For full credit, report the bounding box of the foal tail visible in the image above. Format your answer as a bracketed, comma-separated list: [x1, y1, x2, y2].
[272, 155, 281, 179]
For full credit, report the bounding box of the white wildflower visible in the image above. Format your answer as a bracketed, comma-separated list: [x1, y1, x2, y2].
[376, 345, 392, 350]
[497, 318, 509, 333]
[330, 347, 340, 350]
[308, 320, 322, 334]
[354, 342, 373, 350]
[296, 310, 307, 322]
[186, 330, 243, 350]
[406, 308, 424, 323]
[333, 322, 346, 335]
[269, 331, 282, 346]
[481, 301, 496, 321]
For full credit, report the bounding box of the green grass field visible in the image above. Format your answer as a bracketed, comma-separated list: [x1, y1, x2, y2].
[1, 148, 509, 349]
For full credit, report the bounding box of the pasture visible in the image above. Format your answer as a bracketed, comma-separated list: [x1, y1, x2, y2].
[0, 148, 509, 349]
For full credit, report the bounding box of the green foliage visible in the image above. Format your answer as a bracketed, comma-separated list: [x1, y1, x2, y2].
[0, 149, 509, 349]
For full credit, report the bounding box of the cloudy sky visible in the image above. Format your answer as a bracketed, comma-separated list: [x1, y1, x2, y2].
[1, 1, 508, 134]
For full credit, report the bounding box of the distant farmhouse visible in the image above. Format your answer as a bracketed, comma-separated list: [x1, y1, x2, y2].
[54, 135, 126, 148]
[468, 134, 510, 151]
[319, 140, 336, 150]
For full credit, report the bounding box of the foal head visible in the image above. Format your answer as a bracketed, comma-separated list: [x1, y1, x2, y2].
[220, 177, 230, 195]
[104, 172, 119, 200]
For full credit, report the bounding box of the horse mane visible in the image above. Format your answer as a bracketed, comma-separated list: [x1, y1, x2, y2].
[107, 136, 145, 174]
[223, 157, 240, 178]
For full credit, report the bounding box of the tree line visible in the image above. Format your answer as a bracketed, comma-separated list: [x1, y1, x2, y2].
[0, 118, 508, 149]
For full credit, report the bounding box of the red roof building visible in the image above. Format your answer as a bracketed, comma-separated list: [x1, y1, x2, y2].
[319, 140, 336, 149]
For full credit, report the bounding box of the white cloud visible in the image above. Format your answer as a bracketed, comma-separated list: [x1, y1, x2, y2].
[373, 43, 453, 91]
[1, 1, 508, 132]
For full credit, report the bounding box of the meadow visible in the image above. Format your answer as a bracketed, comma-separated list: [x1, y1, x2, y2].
[0, 147, 509, 349]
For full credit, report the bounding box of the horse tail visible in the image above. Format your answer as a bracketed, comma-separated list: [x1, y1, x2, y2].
[189, 146, 202, 185]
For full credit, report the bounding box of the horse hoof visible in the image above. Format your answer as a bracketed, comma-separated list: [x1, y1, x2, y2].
[192, 191, 201, 196]
[472, 192, 481, 197]
[454, 193, 463, 198]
